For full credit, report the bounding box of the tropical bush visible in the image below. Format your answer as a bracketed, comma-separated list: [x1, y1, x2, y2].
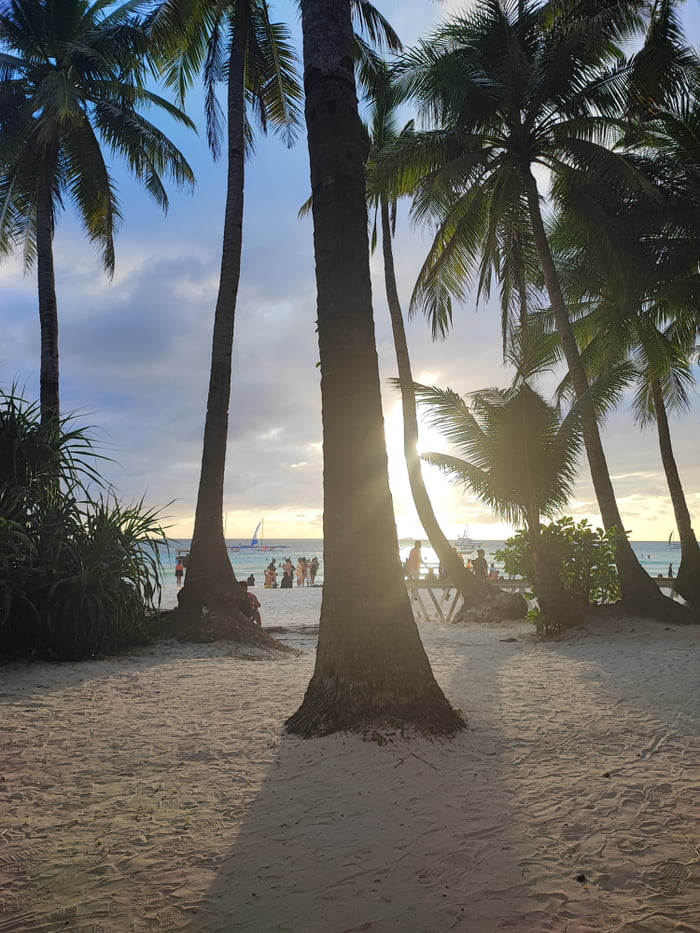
[496, 518, 623, 630]
[0, 392, 166, 660]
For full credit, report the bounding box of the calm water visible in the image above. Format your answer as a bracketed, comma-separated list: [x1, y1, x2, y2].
[154, 536, 678, 595]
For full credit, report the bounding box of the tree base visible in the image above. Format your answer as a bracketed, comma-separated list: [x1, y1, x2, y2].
[674, 558, 700, 609]
[618, 590, 698, 626]
[454, 588, 527, 624]
[285, 676, 466, 738]
[160, 602, 281, 648]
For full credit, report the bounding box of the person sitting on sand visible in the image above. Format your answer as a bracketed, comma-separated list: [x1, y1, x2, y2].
[239, 581, 262, 626]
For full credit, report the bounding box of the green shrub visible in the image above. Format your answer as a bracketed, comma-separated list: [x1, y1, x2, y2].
[496, 518, 623, 628]
[0, 391, 167, 659]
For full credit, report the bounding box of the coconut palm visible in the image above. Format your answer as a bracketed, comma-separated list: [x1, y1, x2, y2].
[285, 0, 464, 737]
[362, 60, 525, 620]
[149, 0, 303, 637]
[551, 154, 700, 607]
[414, 381, 586, 624]
[392, 0, 692, 623]
[0, 0, 195, 423]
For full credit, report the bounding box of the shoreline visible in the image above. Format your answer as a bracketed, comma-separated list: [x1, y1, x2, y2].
[2, 590, 699, 932]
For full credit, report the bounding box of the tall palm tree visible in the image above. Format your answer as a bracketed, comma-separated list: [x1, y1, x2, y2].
[551, 160, 700, 607]
[285, 0, 464, 737]
[150, 0, 303, 636]
[364, 60, 523, 617]
[392, 0, 692, 623]
[0, 0, 195, 423]
[414, 381, 586, 624]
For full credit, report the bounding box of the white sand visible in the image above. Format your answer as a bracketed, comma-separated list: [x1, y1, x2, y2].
[1, 587, 699, 932]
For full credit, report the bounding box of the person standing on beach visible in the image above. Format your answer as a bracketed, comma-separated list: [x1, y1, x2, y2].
[473, 549, 488, 579]
[281, 557, 294, 588]
[405, 541, 423, 580]
[310, 556, 319, 585]
[175, 559, 184, 587]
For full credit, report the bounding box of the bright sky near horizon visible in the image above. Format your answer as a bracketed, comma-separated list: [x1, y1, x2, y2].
[2, 0, 699, 543]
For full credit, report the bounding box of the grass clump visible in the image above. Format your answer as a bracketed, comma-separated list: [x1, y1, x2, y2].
[0, 391, 166, 660]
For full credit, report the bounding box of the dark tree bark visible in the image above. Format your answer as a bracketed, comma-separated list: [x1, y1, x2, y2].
[379, 198, 524, 621]
[525, 507, 584, 628]
[523, 167, 694, 625]
[651, 378, 700, 607]
[36, 160, 60, 424]
[286, 0, 465, 737]
[173, 2, 267, 643]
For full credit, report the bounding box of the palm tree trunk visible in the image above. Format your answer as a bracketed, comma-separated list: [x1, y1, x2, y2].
[175, 1, 262, 639]
[286, 0, 464, 737]
[36, 163, 60, 424]
[526, 507, 583, 627]
[379, 198, 516, 613]
[521, 166, 691, 622]
[650, 378, 700, 606]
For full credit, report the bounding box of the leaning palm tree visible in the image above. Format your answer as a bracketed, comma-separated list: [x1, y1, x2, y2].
[392, 0, 692, 623]
[364, 60, 524, 618]
[0, 0, 195, 423]
[414, 381, 586, 625]
[551, 157, 700, 607]
[286, 0, 464, 737]
[149, 0, 303, 636]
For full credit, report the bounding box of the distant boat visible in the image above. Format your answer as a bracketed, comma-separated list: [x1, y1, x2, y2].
[228, 519, 280, 551]
[456, 527, 479, 552]
[668, 530, 681, 550]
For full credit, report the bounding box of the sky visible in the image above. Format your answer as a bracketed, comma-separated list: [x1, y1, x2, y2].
[2, 0, 699, 544]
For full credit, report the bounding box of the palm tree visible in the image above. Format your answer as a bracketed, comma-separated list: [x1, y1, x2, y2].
[150, 0, 303, 637]
[392, 0, 692, 623]
[364, 60, 524, 618]
[285, 0, 464, 737]
[551, 158, 700, 607]
[0, 0, 195, 423]
[414, 381, 586, 624]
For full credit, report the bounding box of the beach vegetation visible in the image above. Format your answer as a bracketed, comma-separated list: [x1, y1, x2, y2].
[148, 0, 303, 639]
[496, 519, 622, 633]
[388, 0, 693, 625]
[285, 0, 465, 738]
[0, 0, 195, 423]
[415, 381, 587, 626]
[363, 59, 520, 620]
[0, 391, 166, 660]
[547, 84, 700, 609]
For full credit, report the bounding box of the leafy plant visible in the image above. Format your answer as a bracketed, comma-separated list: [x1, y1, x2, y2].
[496, 518, 623, 632]
[0, 391, 167, 660]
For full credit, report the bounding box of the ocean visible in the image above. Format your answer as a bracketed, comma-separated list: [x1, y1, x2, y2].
[154, 536, 679, 610]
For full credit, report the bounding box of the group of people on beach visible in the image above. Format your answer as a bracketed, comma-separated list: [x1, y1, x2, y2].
[404, 541, 498, 581]
[263, 556, 320, 588]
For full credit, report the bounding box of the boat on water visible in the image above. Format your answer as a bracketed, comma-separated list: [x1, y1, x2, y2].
[669, 530, 681, 550]
[456, 527, 480, 552]
[228, 519, 281, 551]
[175, 520, 281, 564]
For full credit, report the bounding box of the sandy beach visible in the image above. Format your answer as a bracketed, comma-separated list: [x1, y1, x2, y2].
[1, 587, 699, 932]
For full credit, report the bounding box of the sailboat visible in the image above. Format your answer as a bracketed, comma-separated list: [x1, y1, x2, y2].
[228, 519, 280, 551]
[668, 530, 681, 550]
